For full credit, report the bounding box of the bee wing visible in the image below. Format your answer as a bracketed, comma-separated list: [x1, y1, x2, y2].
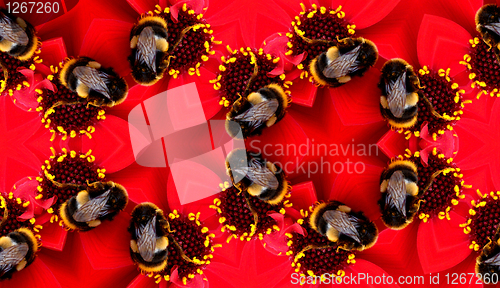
[385, 71, 406, 118]
[136, 216, 156, 262]
[136, 27, 157, 72]
[485, 23, 500, 36]
[0, 16, 29, 46]
[484, 252, 500, 266]
[386, 170, 407, 215]
[245, 167, 280, 190]
[233, 99, 279, 130]
[0, 243, 28, 273]
[73, 189, 112, 222]
[322, 210, 362, 244]
[73, 66, 112, 100]
[322, 44, 361, 79]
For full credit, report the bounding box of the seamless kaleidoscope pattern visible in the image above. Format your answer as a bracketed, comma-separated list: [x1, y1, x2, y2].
[1, 0, 500, 287]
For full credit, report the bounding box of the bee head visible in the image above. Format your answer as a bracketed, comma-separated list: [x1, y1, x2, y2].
[381, 206, 408, 229]
[107, 182, 128, 211]
[107, 77, 128, 106]
[357, 38, 378, 68]
[477, 4, 500, 26]
[381, 58, 409, 82]
[357, 221, 378, 249]
[131, 63, 162, 86]
[131, 203, 159, 226]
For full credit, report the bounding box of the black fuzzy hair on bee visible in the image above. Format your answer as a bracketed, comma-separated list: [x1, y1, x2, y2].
[309, 201, 378, 251]
[59, 181, 129, 231]
[226, 83, 289, 139]
[129, 16, 170, 86]
[379, 58, 420, 129]
[59, 56, 128, 107]
[0, 9, 39, 61]
[310, 37, 378, 87]
[378, 160, 421, 230]
[476, 4, 500, 62]
[0, 228, 38, 279]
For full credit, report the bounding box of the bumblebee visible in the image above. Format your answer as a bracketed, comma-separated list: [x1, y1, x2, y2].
[309, 201, 378, 251]
[128, 203, 170, 273]
[57, 56, 128, 108]
[225, 148, 289, 205]
[226, 83, 289, 138]
[59, 181, 128, 231]
[476, 4, 500, 62]
[476, 226, 500, 283]
[0, 228, 38, 279]
[379, 59, 420, 129]
[309, 37, 378, 87]
[0, 9, 39, 61]
[129, 16, 170, 85]
[378, 160, 420, 230]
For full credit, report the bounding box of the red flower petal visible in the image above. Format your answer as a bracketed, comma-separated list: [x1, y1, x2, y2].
[170, 268, 207, 288]
[417, 212, 472, 274]
[38, 37, 68, 67]
[342, 0, 400, 29]
[377, 130, 408, 159]
[38, 223, 67, 251]
[288, 181, 317, 211]
[288, 75, 317, 107]
[79, 19, 134, 77]
[343, 259, 400, 288]
[417, 15, 471, 75]
[79, 211, 134, 269]
[127, 0, 158, 15]
[126, 274, 157, 288]
[82, 115, 136, 173]
[4, 258, 61, 288]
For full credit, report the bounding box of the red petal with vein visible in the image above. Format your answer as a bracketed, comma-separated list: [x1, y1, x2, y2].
[245, 114, 308, 177]
[288, 181, 317, 211]
[80, 212, 134, 269]
[126, 274, 157, 288]
[417, 15, 471, 74]
[341, 0, 400, 29]
[79, 19, 134, 77]
[82, 115, 135, 173]
[0, 258, 61, 288]
[38, 223, 68, 251]
[205, 240, 292, 288]
[38, 37, 68, 67]
[170, 268, 207, 288]
[331, 68, 384, 125]
[343, 259, 400, 288]
[417, 212, 472, 274]
[288, 74, 317, 107]
[377, 130, 408, 159]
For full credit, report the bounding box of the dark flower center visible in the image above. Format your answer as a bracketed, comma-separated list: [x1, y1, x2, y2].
[405, 150, 464, 222]
[37, 149, 103, 209]
[212, 48, 286, 107]
[150, 211, 215, 284]
[0, 193, 36, 236]
[0, 50, 39, 96]
[37, 63, 104, 140]
[462, 191, 500, 251]
[461, 37, 500, 96]
[286, 4, 354, 73]
[211, 185, 287, 240]
[412, 67, 465, 137]
[287, 207, 354, 277]
[150, 4, 217, 78]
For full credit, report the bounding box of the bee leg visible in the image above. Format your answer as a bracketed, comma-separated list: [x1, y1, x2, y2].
[265, 115, 277, 127]
[326, 227, 340, 243]
[337, 75, 351, 83]
[16, 259, 27, 271]
[130, 36, 139, 49]
[380, 179, 388, 192]
[337, 205, 351, 213]
[87, 219, 101, 227]
[406, 182, 419, 196]
[130, 240, 138, 252]
[15, 17, 27, 29]
[406, 92, 419, 107]
[87, 61, 102, 69]
[156, 236, 169, 250]
[156, 38, 169, 52]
